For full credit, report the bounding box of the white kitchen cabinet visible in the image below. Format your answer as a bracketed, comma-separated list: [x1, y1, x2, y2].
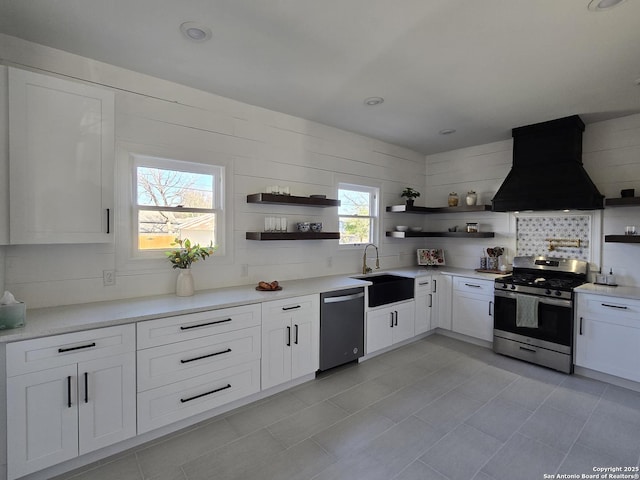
[414, 276, 433, 335]
[6, 325, 136, 480]
[575, 293, 640, 383]
[8, 67, 114, 244]
[431, 274, 453, 331]
[261, 294, 320, 390]
[366, 301, 415, 354]
[452, 276, 494, 342]
[136, 304, 262, 433]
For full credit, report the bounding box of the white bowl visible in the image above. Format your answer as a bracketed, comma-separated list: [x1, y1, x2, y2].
[396, 226, 409, 232]
[409, 226, 423, 232]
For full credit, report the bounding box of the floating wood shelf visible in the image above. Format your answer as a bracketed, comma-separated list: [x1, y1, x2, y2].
[386, 231, 495, 239]
[386, 204, 493, 214]
[246, 232, 340, 241]
[247, 193, 340, 207]
[604, 235, 640, 244]
[604, 197, 640, 207]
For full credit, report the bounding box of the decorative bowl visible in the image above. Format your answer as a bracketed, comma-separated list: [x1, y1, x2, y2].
[396, 226, 409, 232]
[310, 222, 323, 232]
[296, 222, 311, 232]
[409, 226, 423, 232]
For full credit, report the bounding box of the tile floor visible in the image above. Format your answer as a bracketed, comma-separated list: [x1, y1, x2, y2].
[54, 335, 640, 480]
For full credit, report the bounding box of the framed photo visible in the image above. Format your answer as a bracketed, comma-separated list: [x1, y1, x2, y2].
[417, 248, 445, 266]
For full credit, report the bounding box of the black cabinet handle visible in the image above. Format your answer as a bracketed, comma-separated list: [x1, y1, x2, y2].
[180, 348, 232, 364]
[489, 301, 493, 317]
[180, 318, 231, 330]
[84, 372, 89, 403]
[601, 303, 628, 310]
[106, 208, 110, 234]
[180, 384, 231, 403]
[579, 317, 583, 335]
[294, 324, 299, 344]
[394, 311, 398, 326]
[519, 346, 537, 353]
[282, 305, 301, 311]
[428, 294, 432, 308]
[58, 342, 96, 353]
[286, 326, 291, 346]
[433, 280, 437, 293]
[390, 312, 394, 328]
[67, 376, 72, 408]
[465, 283, 481, 288]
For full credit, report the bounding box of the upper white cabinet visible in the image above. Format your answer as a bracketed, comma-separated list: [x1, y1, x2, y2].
[8, 67, 114, 244]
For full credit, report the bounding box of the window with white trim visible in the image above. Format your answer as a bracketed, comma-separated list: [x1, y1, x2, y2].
[133, 155, 224, 252]
[338, 183, 379, 245]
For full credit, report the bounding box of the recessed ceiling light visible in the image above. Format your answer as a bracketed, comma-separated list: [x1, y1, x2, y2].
[363, 97, 384, 106]
[439, 128, 456, 135]
[588, 0, 627, 11]
[180, 22, 212, 42]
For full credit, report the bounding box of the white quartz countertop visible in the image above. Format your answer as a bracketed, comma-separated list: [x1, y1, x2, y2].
[0, 267, 508, 344]
[575, 283, 640, 300]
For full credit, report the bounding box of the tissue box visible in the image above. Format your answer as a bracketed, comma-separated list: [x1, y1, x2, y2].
[0, 302, 26, 330]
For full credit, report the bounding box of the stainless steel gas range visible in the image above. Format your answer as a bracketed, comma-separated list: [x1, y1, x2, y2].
[493, 256, 589, 373]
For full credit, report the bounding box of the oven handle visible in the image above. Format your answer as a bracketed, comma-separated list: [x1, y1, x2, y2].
[494, 289, 572, 308]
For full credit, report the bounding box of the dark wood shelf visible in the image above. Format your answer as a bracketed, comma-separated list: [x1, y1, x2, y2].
[386, 231, 495, 238]
[386, 204, 493, 214]
[604, 235, 640, 243]
[247, 193, 340, 207]
[605, 197, 640, 207]
[246, 232, 341, 241]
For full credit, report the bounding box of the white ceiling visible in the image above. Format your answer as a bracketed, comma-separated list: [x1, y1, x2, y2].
[1, 0, 639, 154]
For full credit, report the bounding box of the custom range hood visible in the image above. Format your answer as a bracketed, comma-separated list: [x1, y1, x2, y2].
[492, 115, 604, 211]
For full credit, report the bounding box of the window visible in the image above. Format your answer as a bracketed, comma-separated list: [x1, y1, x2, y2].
[133, 155, 224, 252]
[338, 183, 379, 245]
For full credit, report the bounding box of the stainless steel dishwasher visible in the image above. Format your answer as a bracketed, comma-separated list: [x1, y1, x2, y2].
[319, 287, 365, 371]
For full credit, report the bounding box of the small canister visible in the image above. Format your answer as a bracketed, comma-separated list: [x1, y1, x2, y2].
[466, 222, 478, 233]
[480, 257, 488, 269]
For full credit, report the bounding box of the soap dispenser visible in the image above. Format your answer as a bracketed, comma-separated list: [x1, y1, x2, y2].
[607, 268, 617, 286]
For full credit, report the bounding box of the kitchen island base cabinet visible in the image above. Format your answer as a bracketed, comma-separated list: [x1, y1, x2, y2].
[261, 295, 320, 390]
[366, 301, 415, 354]
[575, 294, 640, 383]
[451, 277, 494, 342]
[6, 325, 136, 480]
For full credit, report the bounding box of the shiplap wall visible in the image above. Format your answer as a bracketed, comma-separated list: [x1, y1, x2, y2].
[424, 114, 640, 285]
[0, 34, 425, 308]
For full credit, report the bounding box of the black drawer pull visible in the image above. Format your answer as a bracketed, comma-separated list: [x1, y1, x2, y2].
[180, 318, 232, 330]
[601, 303, 628, 310]
[180, 348, 232, 364]
[67, 376, 72, 408]
[58, 342, 96, 353]
[519, 346, 537, 353]
[180, 384, 231, 403]
[282, 305, 301, 311]
[465, 283, 481, 288]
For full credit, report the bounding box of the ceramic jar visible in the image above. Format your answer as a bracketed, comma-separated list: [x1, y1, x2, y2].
[448, 192, 459, 207]
[466, 191, 477, 206]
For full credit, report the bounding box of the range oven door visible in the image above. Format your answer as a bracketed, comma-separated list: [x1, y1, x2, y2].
[493, 289, 573, 352]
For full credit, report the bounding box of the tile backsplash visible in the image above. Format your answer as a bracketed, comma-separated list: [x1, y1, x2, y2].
[516, 215, 591, 261]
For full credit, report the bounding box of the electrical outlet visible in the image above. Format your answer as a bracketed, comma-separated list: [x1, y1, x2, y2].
[103, 270, 115, 286]
[241, 264, 249, 277]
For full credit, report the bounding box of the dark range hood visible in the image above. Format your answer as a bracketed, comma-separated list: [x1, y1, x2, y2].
[492, 115, 604, 211]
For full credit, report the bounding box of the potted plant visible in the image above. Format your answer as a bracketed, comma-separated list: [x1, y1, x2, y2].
[401, 187, 421, 206]
[166, 237, 216, 296]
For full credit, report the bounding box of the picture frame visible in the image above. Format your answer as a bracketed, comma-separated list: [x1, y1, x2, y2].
[417, 248, 445, 266]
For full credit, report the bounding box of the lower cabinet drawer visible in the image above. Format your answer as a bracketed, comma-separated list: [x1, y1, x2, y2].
[137, 360, 260, 434]
[137, 326, 261, 391]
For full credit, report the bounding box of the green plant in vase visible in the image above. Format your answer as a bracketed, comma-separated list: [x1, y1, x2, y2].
[166, 237, 216, 296]
[401, 187, 421, 206]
